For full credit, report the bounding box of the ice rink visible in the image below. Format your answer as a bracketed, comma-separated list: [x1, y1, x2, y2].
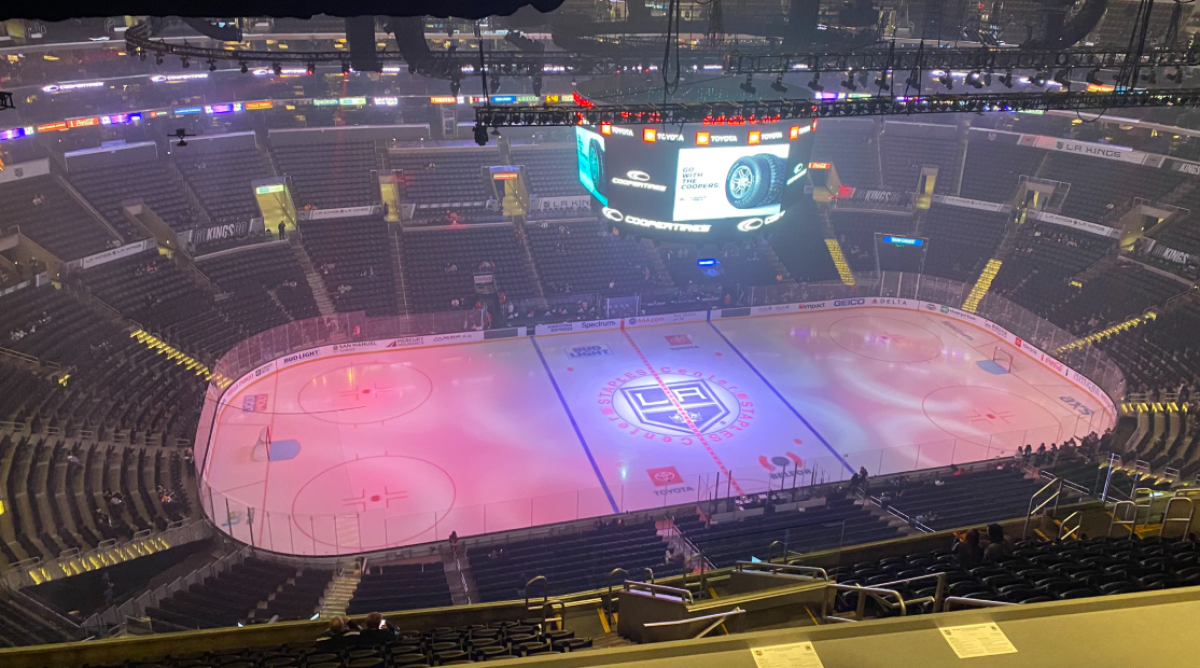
[202, 307, 1114, 555]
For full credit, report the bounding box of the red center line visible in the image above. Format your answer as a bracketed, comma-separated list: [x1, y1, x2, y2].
[621, 329, 744, 496]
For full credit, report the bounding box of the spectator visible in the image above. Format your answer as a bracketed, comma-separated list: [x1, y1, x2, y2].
[953, 528, 984, 568]
[277, 221, 287, 240]
[357, 612, 396, 645]
[984, 523, 1013, 563]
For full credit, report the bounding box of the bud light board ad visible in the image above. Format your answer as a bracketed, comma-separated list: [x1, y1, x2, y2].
[575, 120, 817, 240]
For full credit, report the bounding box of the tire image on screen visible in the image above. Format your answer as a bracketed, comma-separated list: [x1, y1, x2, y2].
[725, 154, 785, 209]
[588, 139, 606, 196]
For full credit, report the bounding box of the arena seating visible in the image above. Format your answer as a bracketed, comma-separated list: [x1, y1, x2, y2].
[879, 124, 962, 195]
[960, 134, 1042, 202]
[1094, 297, 1200, 394]
[0, 433, 193, 563]
[1041, 153, 1185, 224]
[174, 147, 273, 225]
[811, 119, 881, 188]
[198, 243, 321, 330]
[258, 568, 333, 622]
[28, 539, 213, 619]
[511, 146, 589, 199]
[1040, 261, 1185, 335]
[0, 284, 205, 438]
[831, 535, 1200, 614]
[0, 598, 74, 648]
[79, 250, 244, 357]
[921, 205, 1009, 281]
[69, 160, 200, 233]
[661, 239, 784, 289]
[526, 220, 662, 295]
[0, 174, 120, 260]
[390, 149, 505, 225]
[147, 557, 309, 631]
[675, 497, 900, 568]
[469, 520, 684, 602]
[272, 141, 380, 209]
[991, 223, 1114, 308]
[347, 562, 453, 614]
[876, 468, 1058, 532]
[401, 227, 537, 312]
[298, 216, 397, 315]
[831, 211, 917, 271]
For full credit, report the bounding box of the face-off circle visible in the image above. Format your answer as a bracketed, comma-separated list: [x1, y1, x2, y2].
[922, 386, 1063, 449]
[828, 315, 943, 363]
[291, 455, 455, 550]
[298, 362, 433, 424]
[599, 370, 754, 442]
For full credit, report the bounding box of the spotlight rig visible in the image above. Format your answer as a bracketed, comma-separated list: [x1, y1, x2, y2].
[0, 91, 13, 111]
[474, 88, 1200, 130]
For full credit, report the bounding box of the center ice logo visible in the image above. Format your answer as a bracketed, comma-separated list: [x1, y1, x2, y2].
[600, 370, 753, 442]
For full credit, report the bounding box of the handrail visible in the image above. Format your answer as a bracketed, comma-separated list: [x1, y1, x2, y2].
[1109, 499, 1138, 537]
[942, 597, 1018, 612]
[523, 575, 548, 611]
[735, 561, 829, 581]
[622, 580, 695, 605]
[642, 607, 746, 640]
[1022, 477, 1062, 539]
[1057, 511, 1082, 541]
[821, 583, 912, 623]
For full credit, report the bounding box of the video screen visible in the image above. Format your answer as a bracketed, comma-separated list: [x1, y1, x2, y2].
[575, 128, 608, 206]
[576, 121, 816, 239]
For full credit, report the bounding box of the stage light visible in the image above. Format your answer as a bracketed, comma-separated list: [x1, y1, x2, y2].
[307, 63, 315, 75]
[450, 77, 461, 96]
[1143, 68, 1158, 85]
[1086, 68, 1102, 85]
[473, 122, 489, 146]
[570, 76, 577, 87]
[1031, 70, 1048, 86]
[239, 61, 248, 74]
[999, 69, 1014, 88]
[740, 74, 756, 95]
[874, 72, 889, 88]
[180, 56, 190, 69]
[532, 75, 542, 97]
[138, 51, 146, 62]
[208, 60, 218, 72]
[155, 54, 163, 65]
[273, 62, 283, 76]
[966, 70, 983, 89]
[1054, 68, 1071, 86]
[341, 61, 350, 75]
[936, 71, 953, 89]
[840, 73, 857, 91]
[771, 73, 787, 93]
[807, 75, 823, 92]
[490, 76, 501, 94]
[1167, 67, 1185, 84]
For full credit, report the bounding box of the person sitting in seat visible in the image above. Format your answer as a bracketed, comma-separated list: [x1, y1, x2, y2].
[317, 616, 360, 651]
[984, 523, 1014, 564]
[952, 528, 984, 568]
[357, 612, 397, 645]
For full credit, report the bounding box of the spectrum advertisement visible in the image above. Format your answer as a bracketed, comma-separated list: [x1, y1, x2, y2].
[575, 121, 817, 239]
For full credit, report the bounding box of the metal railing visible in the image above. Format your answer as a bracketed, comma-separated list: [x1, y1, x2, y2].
[4, 520, 212, 589]
[820, 572, 947, 623]
[623, 580, 695, 605]
[1022, 477, 1064, 539]
[642, 608, 746, 642]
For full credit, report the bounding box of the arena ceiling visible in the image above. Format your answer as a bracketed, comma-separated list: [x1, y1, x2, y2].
[0, 0, 565, 21]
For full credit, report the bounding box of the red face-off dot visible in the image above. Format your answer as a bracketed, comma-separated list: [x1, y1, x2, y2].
[370, 495, 381, 502]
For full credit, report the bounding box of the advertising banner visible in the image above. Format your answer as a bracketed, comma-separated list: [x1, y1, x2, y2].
[1019, 135, 1150, 165]
[67, 238, 157, 271]
[932, 194, 1010, 212]
[622, 311, 709, 328]
[298, 205, 380, 221]
[674, 144, 790, 221]
[534, 319, 622, 336]
[1027, 210, 1120, 238]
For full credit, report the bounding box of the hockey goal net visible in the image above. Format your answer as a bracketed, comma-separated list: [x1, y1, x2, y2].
[992, 347, 1015, 374]
[250, 426, 272, 462]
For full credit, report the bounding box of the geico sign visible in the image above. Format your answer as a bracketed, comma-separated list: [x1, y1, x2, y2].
[601, 208, 712, 233]
[736, 210, 786, 232]
[611, 170, 668, 192]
